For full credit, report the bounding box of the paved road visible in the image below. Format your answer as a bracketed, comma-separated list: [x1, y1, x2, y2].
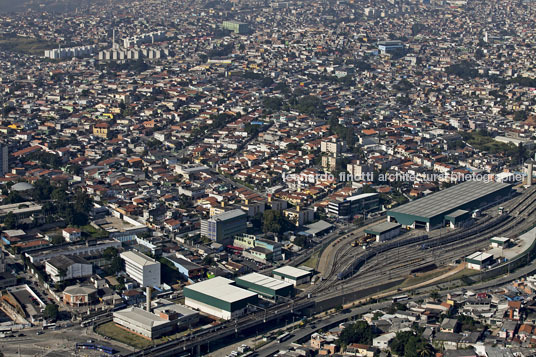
[256, 300, 392, 357]
[256, 257, 536, 356]
[0, 324, 133, 356]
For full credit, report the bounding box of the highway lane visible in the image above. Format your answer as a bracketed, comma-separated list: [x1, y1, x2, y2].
[256, 300, 393, 357]
[257, 253, 536, 357]
[0, 324, 133, 356]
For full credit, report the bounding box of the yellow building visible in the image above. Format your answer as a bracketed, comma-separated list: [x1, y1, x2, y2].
[93, 122, 110, 138]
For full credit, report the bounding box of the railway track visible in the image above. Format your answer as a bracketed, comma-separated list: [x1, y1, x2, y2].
[309, 186, 536, 295]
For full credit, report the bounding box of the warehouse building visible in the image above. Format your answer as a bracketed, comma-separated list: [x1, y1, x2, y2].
[113, 302, 198, 339]
[113, 307, 175, 339]
[491, 237, 511, 248]
[387, 180, 511, 231]
[235, 273, 294, 299]
[364, 222, 401, 242]
[45, 255, 92, 283]
[272, 266, 312, 286]
[465, 252, 494, 270]
[183, 277, 258, 320]
[444, 210, 472, 228]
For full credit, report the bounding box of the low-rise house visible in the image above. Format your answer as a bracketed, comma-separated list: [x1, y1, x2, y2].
[372, 332, 396, 350]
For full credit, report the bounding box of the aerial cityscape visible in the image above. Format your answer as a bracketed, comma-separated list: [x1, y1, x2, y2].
[0, 0, 536, 356]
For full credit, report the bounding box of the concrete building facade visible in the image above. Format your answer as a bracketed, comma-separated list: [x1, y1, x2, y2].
[120, 250, 161, 287]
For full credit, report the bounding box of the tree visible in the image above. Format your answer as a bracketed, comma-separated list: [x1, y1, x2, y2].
[203, 255, 215, 266]
[417, 343, 435, 357]
[3, 191, 24, 204]
[50, 235, 65, 245]
[2, 211, 16, 229]
[43, 304, 59, 321]
[337, 320, 375, 348]
[103, 247, 118, 260]
[51, 188, 68, 202]
[263, 210, 287, 235]
[430, 291, 440, 301]
[58, 268, 67, 280]
[389, 331, 433, 357]
[293, 235, 308, 248]
[107, 256, 123, 275]
[32, 178, 54, 202]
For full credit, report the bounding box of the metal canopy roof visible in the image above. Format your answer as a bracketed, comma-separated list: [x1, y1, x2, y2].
[388, 180, 510, 219]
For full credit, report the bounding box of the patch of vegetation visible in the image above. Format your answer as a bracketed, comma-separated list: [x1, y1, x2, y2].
[96, 321, 193, 349]
[389, 331, 435, 357]
[446, 61, 479, 79]
[302, 250, 321, 269]
[336, 321, 377, 349]
[460, 130, 529, 164]
[96, 322, 152, 349]
[0, 35, 56, 55]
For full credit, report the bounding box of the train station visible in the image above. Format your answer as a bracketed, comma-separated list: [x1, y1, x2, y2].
[386, 180, 512, 231]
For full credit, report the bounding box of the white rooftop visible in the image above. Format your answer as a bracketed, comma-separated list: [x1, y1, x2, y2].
[120, 250, 158, 267]
[347, 192, 378, 201]
[491, 237, 510, 242]
[237, 273, 293, 290]
[185, 277, 257, 303]
[273, 266, 311, 279]
[466, 251, 493, 262]
[113, 307, 169, 328]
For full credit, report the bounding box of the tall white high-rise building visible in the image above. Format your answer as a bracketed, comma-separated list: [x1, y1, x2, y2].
[120, 250, 161, 287]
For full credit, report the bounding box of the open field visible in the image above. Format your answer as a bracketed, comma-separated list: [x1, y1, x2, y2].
[0, 35, 55, 55]
[96, 322, 152, 349]
[302, 250, 321, 269]
[397, 267, 451, 288]
[96, 321, 197, 349]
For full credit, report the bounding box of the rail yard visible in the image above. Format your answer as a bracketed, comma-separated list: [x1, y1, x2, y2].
[308, 184, 536, 300]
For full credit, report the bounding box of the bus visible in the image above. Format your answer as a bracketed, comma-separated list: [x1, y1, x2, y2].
[277, 332, 292, 343]
[392, 295, 409, 303]
[42, 322, 56, 330]
[76, 343, 115, 355]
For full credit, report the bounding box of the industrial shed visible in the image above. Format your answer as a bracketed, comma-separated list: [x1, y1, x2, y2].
[444, 209, 471, 228]
[183, 277, 258, 320]
[235, 273, 294, 299]
[364, 221, 401, 242]
[465, 252, 494, 270]
[387, 180, 511, 231]
[272, 266, 312, 286]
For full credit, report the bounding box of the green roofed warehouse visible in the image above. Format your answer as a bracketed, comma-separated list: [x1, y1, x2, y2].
[386, 180, 511, 231]
[235, 272, 294, 300]
[183, 277, 258, 320]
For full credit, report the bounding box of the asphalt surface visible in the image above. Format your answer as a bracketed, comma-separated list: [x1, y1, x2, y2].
[255, 256, 536, 356]
[256, 301, 392, 357]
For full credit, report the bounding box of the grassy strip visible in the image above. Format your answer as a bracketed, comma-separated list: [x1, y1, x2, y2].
[0, 36, 56, 55]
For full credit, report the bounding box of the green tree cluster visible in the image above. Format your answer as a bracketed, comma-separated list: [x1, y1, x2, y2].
[43, 304, 59, 321]
[337, 321, 376, 348]
[263, 210, 291, 235]
[389, 331, 435, 357]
